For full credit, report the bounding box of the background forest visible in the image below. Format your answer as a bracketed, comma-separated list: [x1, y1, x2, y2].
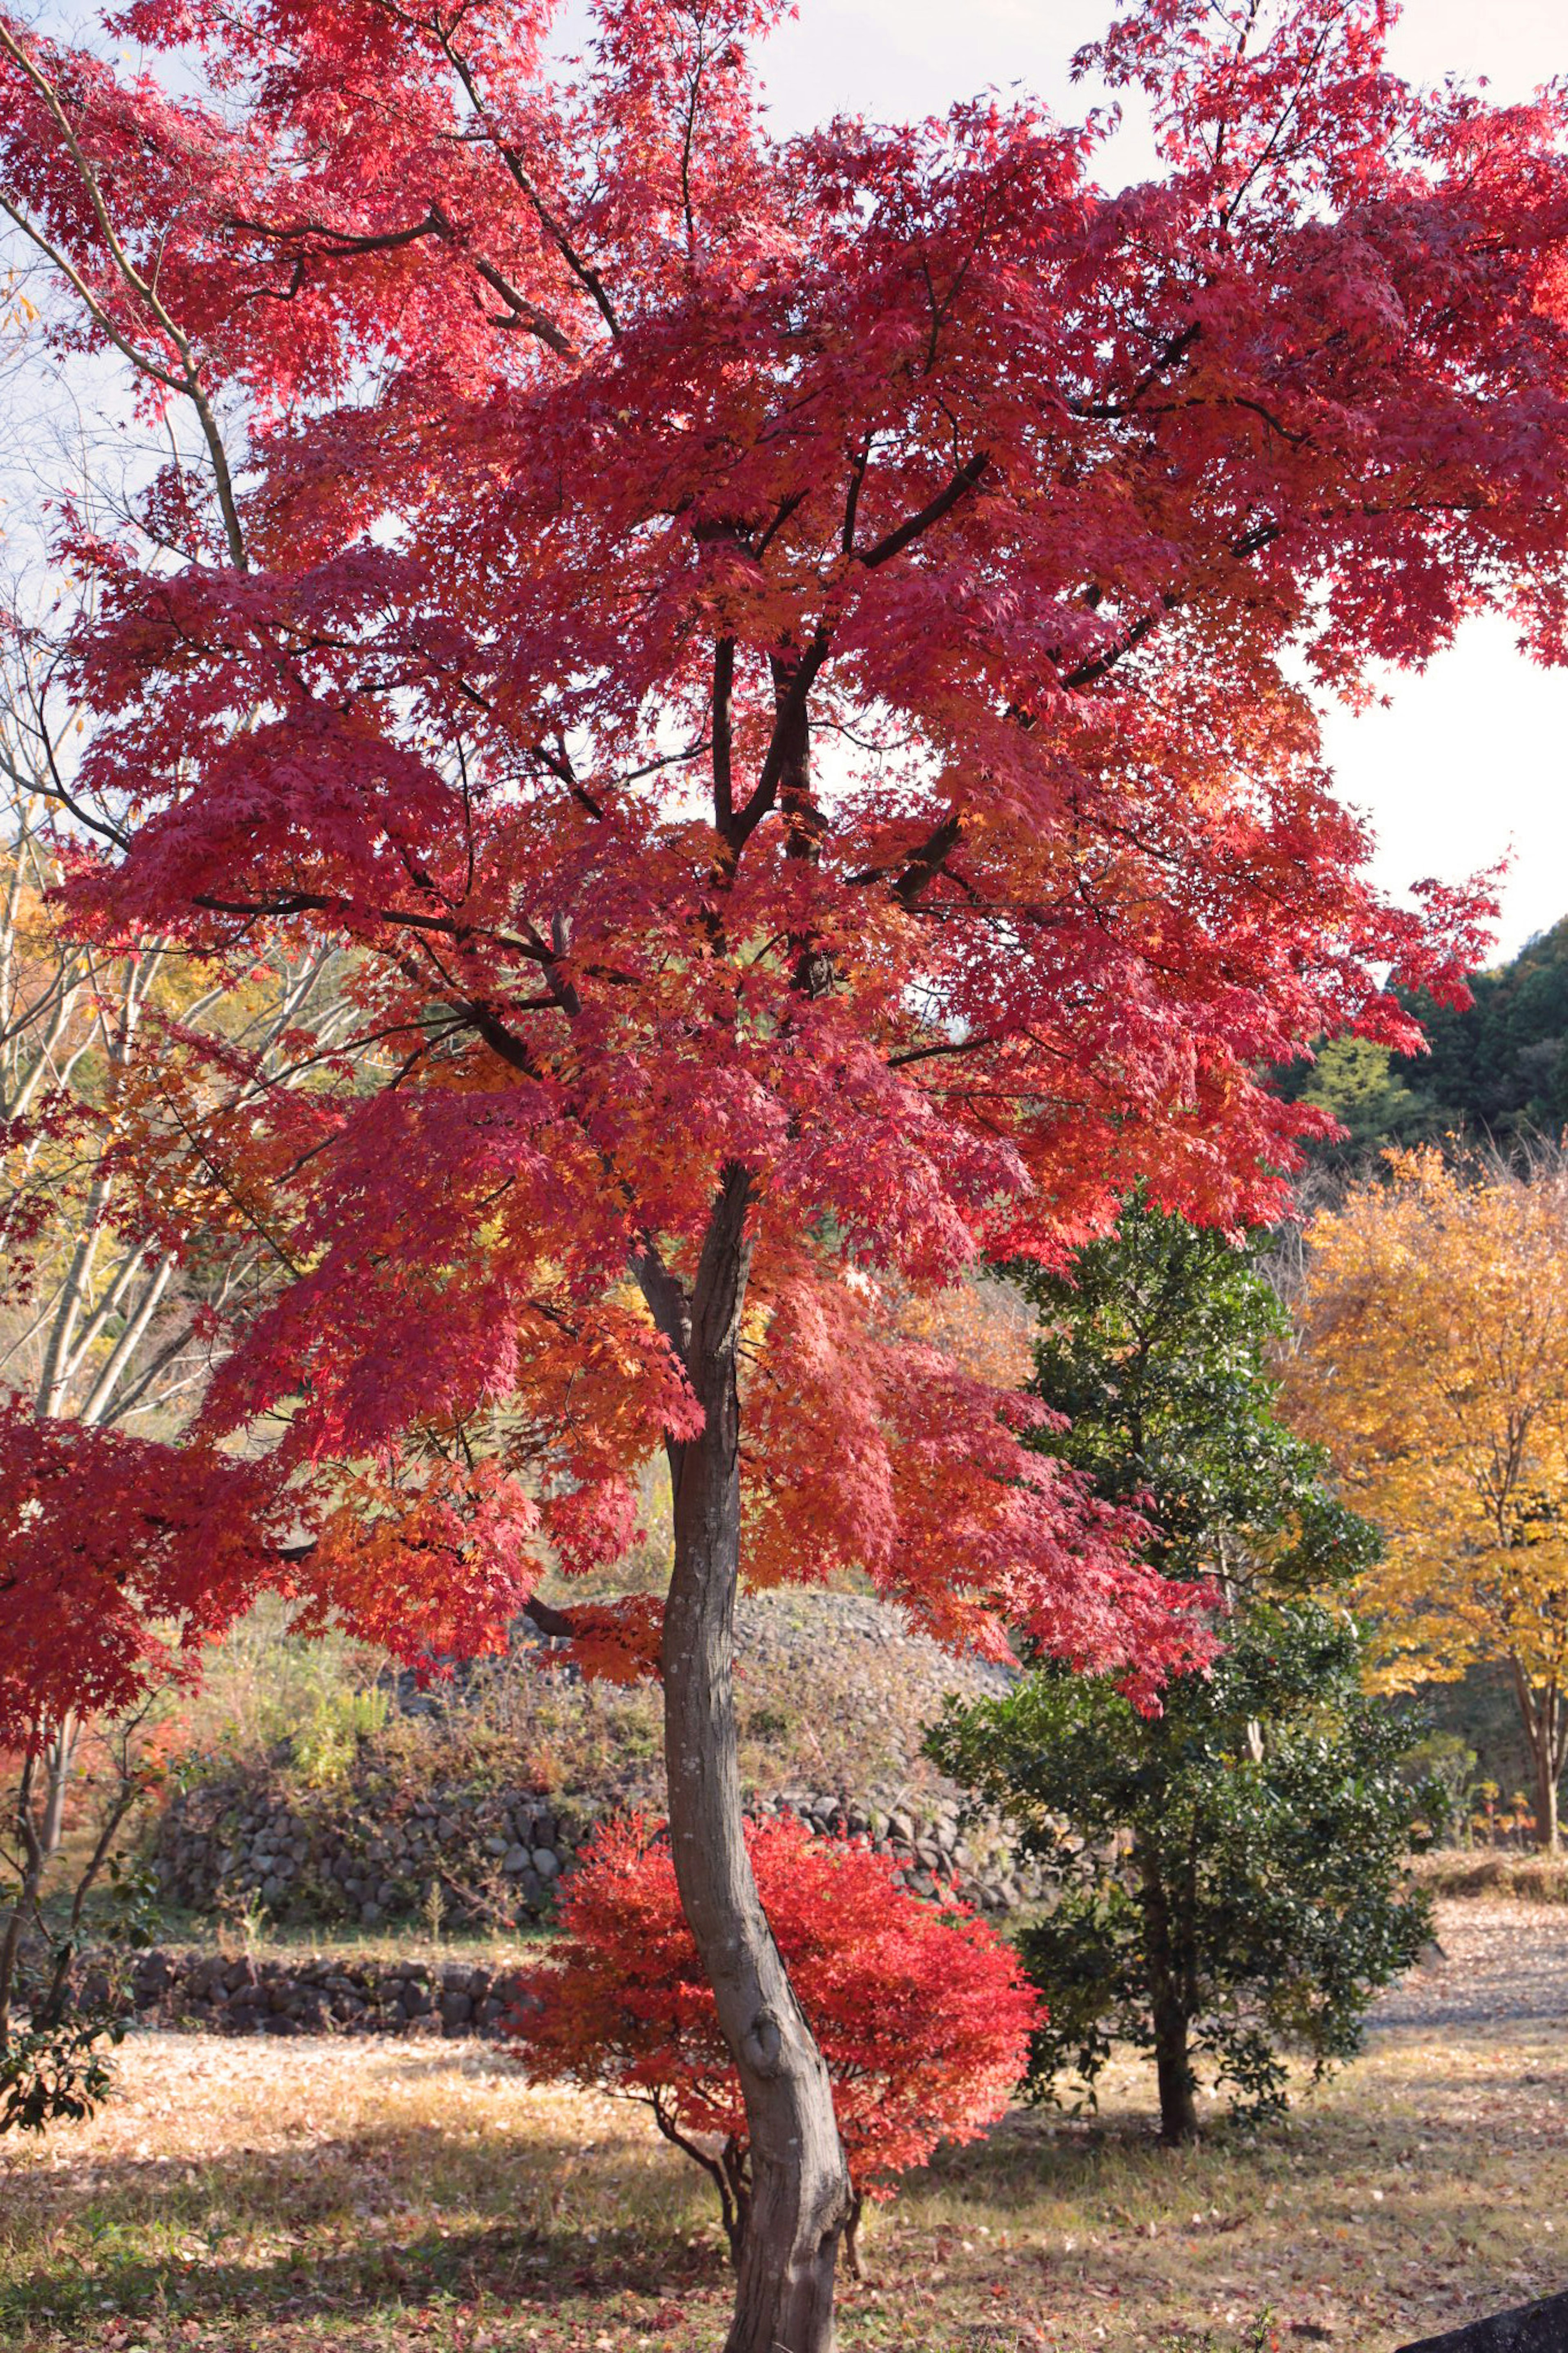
[1274, 920, 1568, 1808]
[1280, 917, 1568, 1159]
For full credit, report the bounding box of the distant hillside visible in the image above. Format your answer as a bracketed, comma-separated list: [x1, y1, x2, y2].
[1276, 914, 1568, 1158]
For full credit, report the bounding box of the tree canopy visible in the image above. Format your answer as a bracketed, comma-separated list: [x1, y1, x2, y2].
[1013, 1198, 1379, 1594]
[935, 1198, 1425, 2142]
[1293, 1147, 1568, 1851]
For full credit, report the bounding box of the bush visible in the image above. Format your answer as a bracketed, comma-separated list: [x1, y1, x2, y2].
[512, 1812, 1038, 2271]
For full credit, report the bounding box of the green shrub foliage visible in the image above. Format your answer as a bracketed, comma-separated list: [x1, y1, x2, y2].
[930, 1199, 1431, 2140]
[932, 1606, 1430, 2137]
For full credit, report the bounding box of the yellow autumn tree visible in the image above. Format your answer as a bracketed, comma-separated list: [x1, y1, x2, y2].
[1293, 1147, 1568, 1850]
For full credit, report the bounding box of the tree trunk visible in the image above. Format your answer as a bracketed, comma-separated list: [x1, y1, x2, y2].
[842, 2192, 864, 2282]
[0, 1752, 44, 2050]
[1532, 1728, 1561, 1855]
[654, 1166, 853, 2353]
[39, 1717, 76, 1860]
[1137, 1842, 1199, 2143]
[1152, 1995, 1200, 2144]
[1511, 1662, 1563, 1855]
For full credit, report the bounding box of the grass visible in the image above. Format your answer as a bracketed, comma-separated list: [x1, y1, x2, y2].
[7, 1907, 1568, 2353]
[147, 1912, 553, 1967]
[1412, 1848, 1568, 1903]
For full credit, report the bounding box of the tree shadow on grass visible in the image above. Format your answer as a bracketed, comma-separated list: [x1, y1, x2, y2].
[911, 2030, 1568, 2224]
[0, 2120, 723, 2334]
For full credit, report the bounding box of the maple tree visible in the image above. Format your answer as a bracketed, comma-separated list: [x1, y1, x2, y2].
[1, 0, 1566, 2336]
[1293, 1147, 1568, 1853]
[514, 1811, 1039, 2275]
[0, 638, 360, 1806]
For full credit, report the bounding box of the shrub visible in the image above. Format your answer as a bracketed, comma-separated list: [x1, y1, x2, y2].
[932, 1605, 1432, 2140]
[512, 1813, 1038, 2271]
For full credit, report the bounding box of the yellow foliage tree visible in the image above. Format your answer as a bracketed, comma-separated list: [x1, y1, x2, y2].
[1293, 1148, 1568, 1851]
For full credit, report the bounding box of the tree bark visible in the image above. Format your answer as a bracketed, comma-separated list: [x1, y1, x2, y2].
[1137, 1844, 1200, 2143]
[1532, 1726, 1561, 1855]
[654, 1165, 853, 2353]
[38, 1717, 76, 1860]
[0, 1751, 44, 2050]
[1152, 1994, 1200, 2144]
[1510, 1661, 1563, 1855]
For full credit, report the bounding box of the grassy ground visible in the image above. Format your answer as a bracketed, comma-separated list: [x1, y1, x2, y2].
[3, 1904, 1566, 2353]
[146, 1913, 552, 1967]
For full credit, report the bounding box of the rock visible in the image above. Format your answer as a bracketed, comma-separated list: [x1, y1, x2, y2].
[134, 1953, 174, 1998]
[531, 1847, 559, 1879]
[1396, 2291, 1568, 2351]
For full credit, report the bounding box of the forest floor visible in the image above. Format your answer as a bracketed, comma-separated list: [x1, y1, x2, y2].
[2, 1899, 1564, 2353]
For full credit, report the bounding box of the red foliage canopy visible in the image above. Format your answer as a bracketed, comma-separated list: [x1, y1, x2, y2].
[514, 1813, 1040, 2236]
[0, 1403, 282, 1735]
[1, 0, 1566, 1718]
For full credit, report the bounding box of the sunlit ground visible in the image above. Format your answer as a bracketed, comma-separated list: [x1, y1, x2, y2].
[2, 1902, 1564, 2353]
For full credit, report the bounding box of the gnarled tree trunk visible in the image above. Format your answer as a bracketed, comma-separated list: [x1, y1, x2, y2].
[649, 1166, 853, 2353]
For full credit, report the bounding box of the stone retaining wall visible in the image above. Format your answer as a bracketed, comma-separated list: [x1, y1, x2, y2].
[152, 1780, 1041, 1931]
[116, 1947, 534, 2039]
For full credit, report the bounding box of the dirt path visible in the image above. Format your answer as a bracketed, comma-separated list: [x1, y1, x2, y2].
[1371, 1898, 1568, 2031]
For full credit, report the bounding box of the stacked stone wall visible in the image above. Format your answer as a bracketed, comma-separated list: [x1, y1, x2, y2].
[152, 1779, 1040, 1930]
[115, 1947, 532, 2038]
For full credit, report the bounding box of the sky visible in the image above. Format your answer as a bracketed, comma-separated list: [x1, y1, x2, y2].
[751, 0, 1568, 965]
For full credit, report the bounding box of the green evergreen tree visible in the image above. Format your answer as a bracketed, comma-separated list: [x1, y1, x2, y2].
[1274, 914, 1568, 1157]
[929, 1201, 1432, 2141]
[1297, 1037, 1425, 1160]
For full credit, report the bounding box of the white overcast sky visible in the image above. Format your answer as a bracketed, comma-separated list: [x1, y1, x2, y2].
[753, 0, 1568, 964]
